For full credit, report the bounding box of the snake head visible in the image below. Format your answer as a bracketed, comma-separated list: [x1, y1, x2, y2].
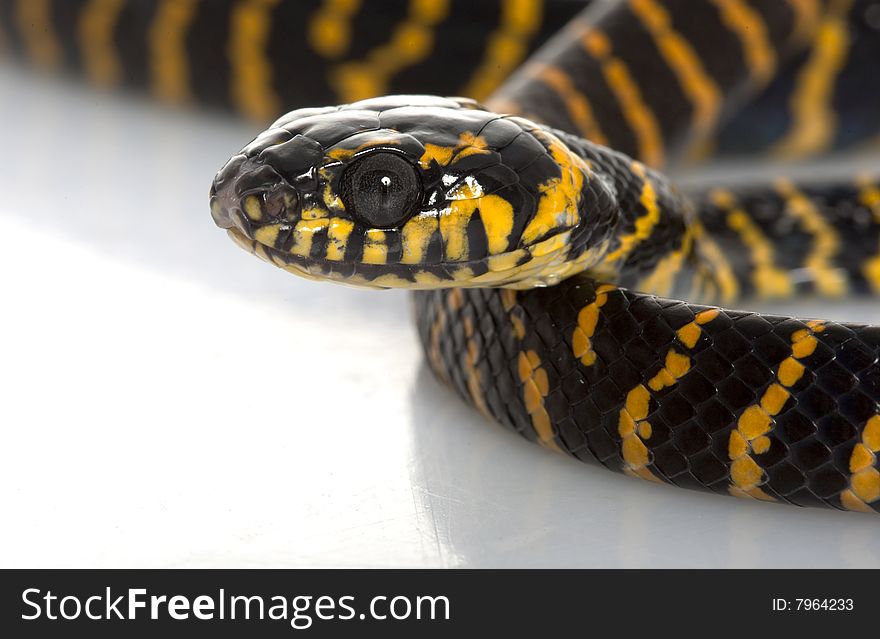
[210, 95, 616, 289]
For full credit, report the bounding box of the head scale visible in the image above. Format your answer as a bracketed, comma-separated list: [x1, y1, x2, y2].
[210, 95, 618, 289]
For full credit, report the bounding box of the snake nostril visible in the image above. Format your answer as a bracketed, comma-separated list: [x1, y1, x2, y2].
[265, 186, 299, 220]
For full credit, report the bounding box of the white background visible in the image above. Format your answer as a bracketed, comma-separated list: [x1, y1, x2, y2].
[1, 66, 878, 568]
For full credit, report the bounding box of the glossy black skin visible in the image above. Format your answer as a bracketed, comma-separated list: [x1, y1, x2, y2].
[0, 0, 584, 117]
[415, 277, 880, 509]
[694, 180, 880, 299]
[715, 0, 880, 157]
[7, 0, 880, 511]
[211, 96, 636, 288]
[207, 1, 880, 512]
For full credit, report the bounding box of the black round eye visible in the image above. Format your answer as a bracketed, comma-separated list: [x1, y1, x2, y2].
[340, 152, 421, 228]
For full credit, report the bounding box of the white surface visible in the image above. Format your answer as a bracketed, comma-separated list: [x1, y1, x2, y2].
[1, 66, 879, 568]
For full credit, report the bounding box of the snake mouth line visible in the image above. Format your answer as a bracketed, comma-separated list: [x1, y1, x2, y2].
[224, 226, 576, 290]
[225, 227, 361, 285]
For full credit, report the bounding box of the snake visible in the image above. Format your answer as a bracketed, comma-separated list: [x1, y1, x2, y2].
[4, 0, 880, 513]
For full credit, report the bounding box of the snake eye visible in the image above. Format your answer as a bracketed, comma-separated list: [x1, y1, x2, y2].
[340, 152, 421, 229]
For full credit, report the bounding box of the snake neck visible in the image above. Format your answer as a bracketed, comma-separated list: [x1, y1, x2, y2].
[547, 125, 720, 302]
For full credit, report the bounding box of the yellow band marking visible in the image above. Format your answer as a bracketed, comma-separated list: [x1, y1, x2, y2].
[330, 0, 450, 102]
[459, 0, 541, 101]
[857, 176, 880, 294]
[501, 290, 560, 452]
[229, 0, 281, 121]
[690, 222, 740, 304]
[439, 200, 475, 262]
[463, 315, 492, 420]
[480, 196, 516, 256]
[776, 179, 847, 297]
[428, 304, 448, 381]
[530, 63, 608, 146]
[78, 0, 125, 88]
[840, 416, 880, 512]
[400, 214, 438, 265]
[520, 129, 587, 245]
[711, 0, 776, 87]
[572, 284, 617, 366]
[728, 321, 826, 500]
[581, 30, 664, 167]
[15, 0, 62, 70]
[253, 224, 278, 247]
[243, 195, 264, 222]
[629, 0, 721, 137]
[712, 189, 793, 299]
[785, 0, 824, 46]
[518, 350, 562, 452]
[486, 249, 529, 273]
[636, 225, 694, 297]
[325, 218, 355, 261]
[604, 162, 663, 264]
[771, 1, 852, 159]
[361, 228, 388, 265]
[418, 131, 491, 170]
[620, 310, 718, 482]
[290, 218, 330, 258]
[149, 0, 199, 104]
[308, 0, 360, 59]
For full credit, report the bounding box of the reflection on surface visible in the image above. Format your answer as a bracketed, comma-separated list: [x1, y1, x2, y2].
[1, 66, 878, 568]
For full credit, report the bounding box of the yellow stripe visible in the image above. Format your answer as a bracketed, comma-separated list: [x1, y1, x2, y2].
[728, 321, 825, 500]
[840, 415, 880, 512]
[771, 0, 853, 159]
[362, 228, 389, 265]
[603, 162, 663, 263]
[711, 189, 793, 299]
[459, 0, 541, 101]
[149, 0, 199, 104]
[581, 30, 664, 167]
[78, 0, 126, 88]
[518, 349, 561, 452]
[427, 297, 450, 383]
[439, 200, 475, 262]
[628, 0, 721, 137]
[711, 0, 776, 86]
[571, 284, 617, 367]
[689, 221, 740, 303]
[290, 219, 329, 258]
[529, 63, 608, 146]
[308, 0, 360, 59]
[636, 225, 694, 297]
[330, 0, 450, 102]
[520, 128, 588, 246]
[776, 179, 847, 297]
[857, 177, 880, 294]
[464, 315, 493, 421]
[15, 0, 62, 70]
[785, 0, 824, 46]
[504, 287, 561, 453]
[324, 218, 355, 261]
[228, 0, 281, 121]
[619, 309, 719, 483]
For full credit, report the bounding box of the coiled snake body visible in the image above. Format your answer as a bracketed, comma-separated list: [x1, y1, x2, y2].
[6, 0, 880, 513]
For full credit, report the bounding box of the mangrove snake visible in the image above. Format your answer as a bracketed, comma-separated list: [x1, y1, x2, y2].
[4, 0, 880, 513]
